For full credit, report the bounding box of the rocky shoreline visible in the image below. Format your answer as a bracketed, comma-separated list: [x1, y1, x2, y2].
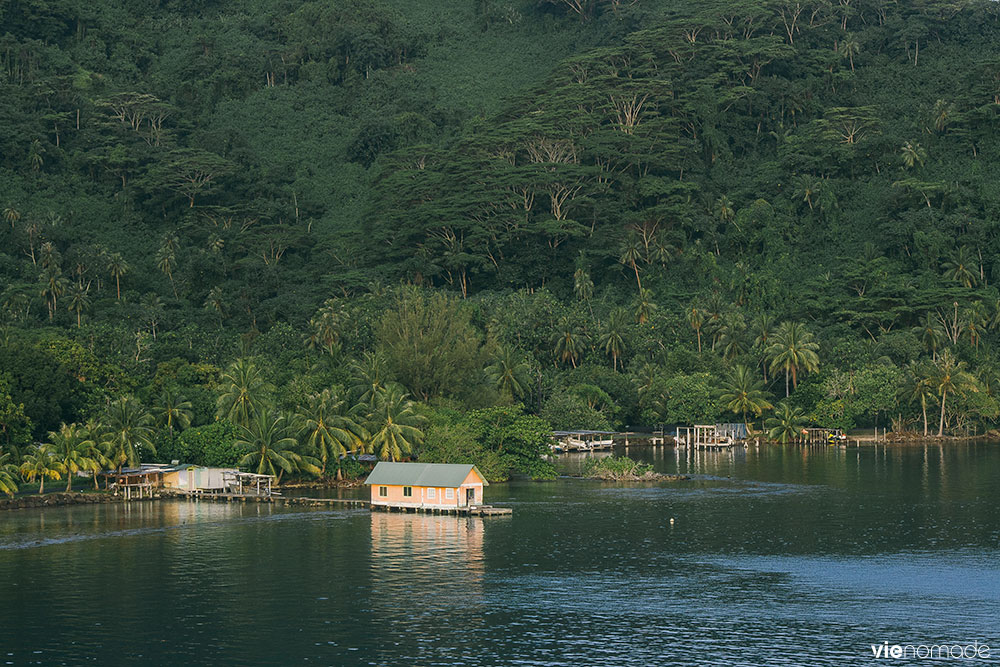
[0, 492, 125, 511]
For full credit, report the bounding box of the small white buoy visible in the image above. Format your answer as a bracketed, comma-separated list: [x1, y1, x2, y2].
[669, 517, 675, 526]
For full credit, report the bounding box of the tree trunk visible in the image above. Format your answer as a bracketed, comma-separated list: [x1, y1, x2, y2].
[938, 389, 947, 437]
[785, 369, 790, 397]
[921, 398, 928, 437]
[66, 471, 72, 492]
[696, 330, 702, 353]
[116, 276, 121, 300]
[93, 470, 100, 490]
[39, 477, 44, 495]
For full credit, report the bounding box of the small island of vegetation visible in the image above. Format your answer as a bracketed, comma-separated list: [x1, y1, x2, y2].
[583, 456, 687, 482]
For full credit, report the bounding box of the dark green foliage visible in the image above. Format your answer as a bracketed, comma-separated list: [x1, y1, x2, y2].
[377, 288, 488, 402]
[641, 373, 721, 427]
[463, 405, 556, 479]
[158, 421, 240, 467]
[0, 339, 90, 437]
[417, 420, 506, 482]
[541, 389, 613, 431]
[0, 375, 32, 453]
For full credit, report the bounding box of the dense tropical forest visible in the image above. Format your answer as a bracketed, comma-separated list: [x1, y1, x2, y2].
[3, 0, 1000, 493]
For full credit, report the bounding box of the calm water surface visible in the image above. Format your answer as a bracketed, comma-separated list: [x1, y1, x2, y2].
[1, 443, 998, 665]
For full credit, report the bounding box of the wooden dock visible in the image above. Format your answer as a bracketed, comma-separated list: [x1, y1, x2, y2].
[371, 503, 512, 516]
[168, 490, 511, 515]
[168, 490, 370, 508]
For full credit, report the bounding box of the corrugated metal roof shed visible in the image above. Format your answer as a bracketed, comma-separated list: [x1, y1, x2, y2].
[364, 462, 488, 488]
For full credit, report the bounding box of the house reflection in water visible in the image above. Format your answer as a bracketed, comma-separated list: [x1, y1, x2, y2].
[369, 512, 487, 624]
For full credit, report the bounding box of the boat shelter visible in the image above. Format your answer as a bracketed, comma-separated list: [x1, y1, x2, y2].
[162, 466, 237, 493]
[365, 462, 487, 509]
[674, 423, 747, 448]
[102, 463, 240, 497]
[222, 471, 277, 496]
[102, 464, 169, 498]
[550, 430, 615, 452]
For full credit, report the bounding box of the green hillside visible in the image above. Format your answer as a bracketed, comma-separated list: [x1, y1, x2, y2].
[2, 0, 1000, 481]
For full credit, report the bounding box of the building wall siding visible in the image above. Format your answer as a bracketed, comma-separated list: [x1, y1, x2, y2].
[369, 483, 483, 508]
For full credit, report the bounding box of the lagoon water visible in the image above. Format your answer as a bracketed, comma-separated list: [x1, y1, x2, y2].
[1, 443, 998, 665]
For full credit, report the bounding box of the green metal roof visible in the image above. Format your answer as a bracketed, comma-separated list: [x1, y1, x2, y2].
[364, 462, 488, 488]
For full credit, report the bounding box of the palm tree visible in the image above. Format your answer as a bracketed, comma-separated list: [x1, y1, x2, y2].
[104, 396, 155, 472]
[2, 206, 20, 230]
[297, 389, 365, 477]
[752, 313, 775, 381]
[305, 300, 341, 357]
[107, 253, 129, 300]
[900, 361, 936, 436]
[714, 195, 735, 224]
[796, 174, 822, 210]
[688, 306, 705, 353]
[66, 283, 90, 327]
[839, 34, 860, 71]
[931, 349, 978, 437]
[766, 322, 820, 397]
[236, 410, 316, 483]
[916, 312, 946, 359]
[349, 351, 390, 408]
[900, 141, 926, 169]
[82, 418, 110, 489]
[717, 364, 773, 435]
[766, 403, 807, 444]
[216, 359, 268, 427]
[40, 267, 68, 321]
[552, 319, 588, 368]
[619, 233, 643, 292]
[24, 219, 40, 265]
[486, 346, 532, 401]
[717, 312, 747, 361]
[942, 247, 978, 288]
[39, 241, 60, 270]
[633, 288, 657, 325]
[142, 293, 165, 338]
[633, 362, 659, 407]
[573, 267, 593, 310]
[156, 246, 177, 298]
[963, 302, 988, 350]
[45, 423, 97, 492]
[204, 286, 226, 327]
[932, 99, 956, 133]
[153, 388, 193, 437]
[649, 233, 673, 265]
[366, 386, 425, 462]
[598, 308, 628, 371]
[0, 451, 19, 497]
[19, 445, 65, 494]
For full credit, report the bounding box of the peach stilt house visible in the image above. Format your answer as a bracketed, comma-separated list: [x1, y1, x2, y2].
[365, 462, 488, 509]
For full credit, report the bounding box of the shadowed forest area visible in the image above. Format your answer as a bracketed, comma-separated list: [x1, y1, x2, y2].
[3, 0, 1000, 490]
